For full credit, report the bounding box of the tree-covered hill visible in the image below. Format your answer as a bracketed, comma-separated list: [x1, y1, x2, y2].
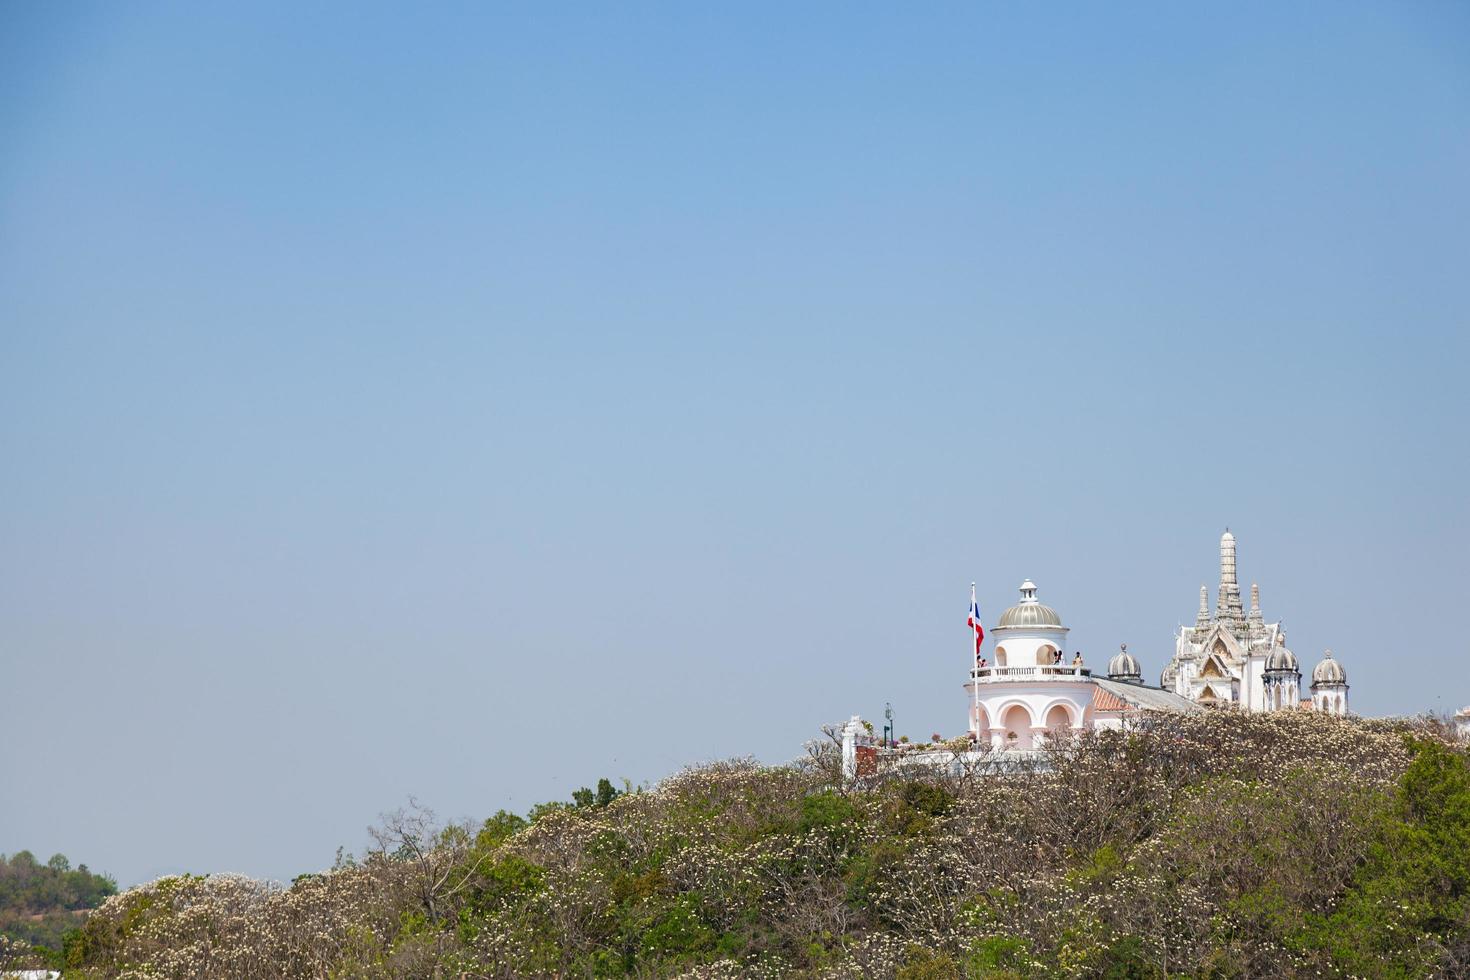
[0, 851, 116, 961]
[21, 712, 1470, 978]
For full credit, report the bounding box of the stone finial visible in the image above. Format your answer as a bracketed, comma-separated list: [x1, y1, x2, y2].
[1251, 583, 1260, 612]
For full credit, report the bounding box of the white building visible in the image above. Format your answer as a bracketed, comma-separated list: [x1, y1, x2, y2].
[839, 579, 1201, 776]
[1161, 531, 1350, 715]
[1310, 650, 1350, 716]
[838, 532, 1359, 777]
[963, 581, 1200, 750]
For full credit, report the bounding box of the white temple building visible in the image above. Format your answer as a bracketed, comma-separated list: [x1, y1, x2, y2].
[841, 578, 1202, 775]
[1161, 530, 1349, 715]
[962, 580, 1200, 750]
[838, 530, 1357, 776]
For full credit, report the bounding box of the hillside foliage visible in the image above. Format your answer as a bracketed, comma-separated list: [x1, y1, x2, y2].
[0, 851, 116, 959]
[15, 712, 1470, 978]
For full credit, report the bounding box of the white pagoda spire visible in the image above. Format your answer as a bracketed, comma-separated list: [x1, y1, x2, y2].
[1216, 528, 1245, 623]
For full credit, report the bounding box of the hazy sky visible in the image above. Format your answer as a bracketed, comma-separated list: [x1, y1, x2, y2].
[3, 3, 1468, 887]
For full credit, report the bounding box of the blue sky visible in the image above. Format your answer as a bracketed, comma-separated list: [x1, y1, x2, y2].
[2, 2, 1468, 887]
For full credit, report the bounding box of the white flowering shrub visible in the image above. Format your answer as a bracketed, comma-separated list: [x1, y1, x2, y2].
[69, 712, 1470, 978]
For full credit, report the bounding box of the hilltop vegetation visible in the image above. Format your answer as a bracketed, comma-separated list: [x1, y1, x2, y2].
[0, 851, 116, 959]
[12, 712, 1470, 978]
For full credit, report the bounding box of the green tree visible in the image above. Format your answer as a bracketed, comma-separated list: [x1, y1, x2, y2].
[1307, 738, 1470, 977]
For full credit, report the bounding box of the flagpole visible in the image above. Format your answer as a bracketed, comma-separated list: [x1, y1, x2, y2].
[970, 582, 980, 742]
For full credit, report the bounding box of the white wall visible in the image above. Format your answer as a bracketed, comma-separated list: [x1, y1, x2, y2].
[991, 625, 1070, 669]
[970, 679, 1093, 750]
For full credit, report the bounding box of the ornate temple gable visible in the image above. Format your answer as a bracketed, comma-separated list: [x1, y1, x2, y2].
[1219, 613, 1255, 647]
[1179, 616, 1253, 663]
[1195, 622, 1248, 664]
[1199, 652, 1232, 679]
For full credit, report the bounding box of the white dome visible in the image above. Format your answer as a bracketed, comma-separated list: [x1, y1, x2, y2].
[1265, 646, 1299, 673]
[1107, 645, 1142, 681]
[1311, 650, 1347, 685]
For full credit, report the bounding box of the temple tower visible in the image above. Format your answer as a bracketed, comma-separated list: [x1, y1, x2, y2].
[1215, 529, 1246, 626]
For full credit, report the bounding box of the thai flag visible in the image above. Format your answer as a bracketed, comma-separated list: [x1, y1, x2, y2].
[968, 586, 985, 655]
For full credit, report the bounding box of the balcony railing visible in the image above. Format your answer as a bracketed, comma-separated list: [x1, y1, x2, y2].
[970, 665, 1091, 682]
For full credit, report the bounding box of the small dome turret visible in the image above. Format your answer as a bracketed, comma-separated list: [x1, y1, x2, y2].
[1265, 645, 1299, 673]
[1311, 649, 1347, 685]
[1107, 644, 1142, 683]
[996, 580, 1065, 628]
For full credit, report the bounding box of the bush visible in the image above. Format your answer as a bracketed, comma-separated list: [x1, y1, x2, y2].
[65, 713, 1470, 979]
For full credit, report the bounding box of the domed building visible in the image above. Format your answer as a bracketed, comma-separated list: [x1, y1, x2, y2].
[1161, 530, 1353, 714]
[1107, 645, 1144, 684]
[1263, 645, 1302, 710]
[838, 532, 1358, 778]
[1310, 650, 1349, 715]
[963, 581, 1199, 750]
[991, 579, 1068, 668]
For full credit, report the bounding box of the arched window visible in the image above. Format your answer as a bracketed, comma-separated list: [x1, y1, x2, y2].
[1001, 704, 1033, 750]
[1037, 644, 1057, 667]
[994, 645, 1008, 668]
